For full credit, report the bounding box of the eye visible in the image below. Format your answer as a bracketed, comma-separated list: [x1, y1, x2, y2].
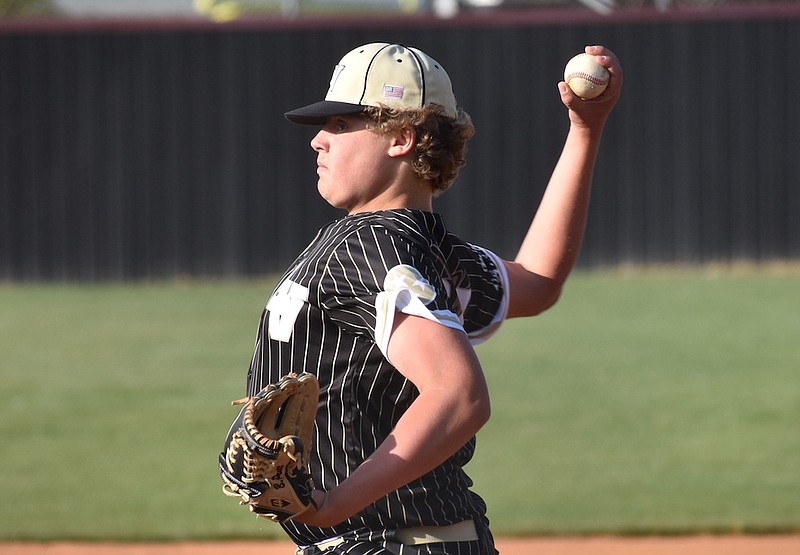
[329, 118, 348, 133]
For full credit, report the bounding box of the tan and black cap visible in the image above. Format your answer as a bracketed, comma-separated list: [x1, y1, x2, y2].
[285, 42, 458, 125]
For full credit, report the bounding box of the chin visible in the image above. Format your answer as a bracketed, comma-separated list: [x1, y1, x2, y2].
[317, 181, 330, 200]
[317, 184, 343, 210]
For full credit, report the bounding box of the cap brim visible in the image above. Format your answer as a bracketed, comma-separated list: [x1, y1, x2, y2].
[284, 101, 366, 125]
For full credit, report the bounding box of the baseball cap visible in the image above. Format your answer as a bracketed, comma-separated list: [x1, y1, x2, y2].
[284, 42, 458, 125]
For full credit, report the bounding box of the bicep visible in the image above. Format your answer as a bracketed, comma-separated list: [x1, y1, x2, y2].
[387, 312, 489, 406]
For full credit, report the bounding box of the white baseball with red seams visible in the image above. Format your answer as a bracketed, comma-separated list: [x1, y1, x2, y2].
[564, 53, 610, 99]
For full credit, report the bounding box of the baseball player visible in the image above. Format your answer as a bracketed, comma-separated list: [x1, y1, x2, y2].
[243, 42, 622, 554]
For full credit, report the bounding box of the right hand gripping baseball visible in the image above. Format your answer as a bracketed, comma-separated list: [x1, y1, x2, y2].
[219, 372, 320, 522]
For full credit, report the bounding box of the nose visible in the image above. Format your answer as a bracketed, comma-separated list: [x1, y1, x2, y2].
[310, 129, 327, 152]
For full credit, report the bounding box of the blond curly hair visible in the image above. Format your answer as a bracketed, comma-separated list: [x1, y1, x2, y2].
[363, 104, 475, 195]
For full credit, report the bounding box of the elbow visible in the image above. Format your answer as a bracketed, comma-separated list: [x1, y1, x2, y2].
[504, 262, 566, 318]
[475, 396, 491, 429]
[479, 400, 491, 429]
[454, 376, 491, 435]
[510, 282, 563, 318]
[465, 401, 491, 438]
[471, 384, 492, 430]
[534, 285, 563, 315]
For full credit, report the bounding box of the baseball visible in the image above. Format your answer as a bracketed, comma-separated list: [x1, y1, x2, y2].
[564, 53, 610, 99]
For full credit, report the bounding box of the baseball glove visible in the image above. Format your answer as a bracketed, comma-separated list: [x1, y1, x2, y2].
[219, 372, 320, 522]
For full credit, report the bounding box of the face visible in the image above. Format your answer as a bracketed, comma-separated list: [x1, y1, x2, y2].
[310, 115, 398, 214]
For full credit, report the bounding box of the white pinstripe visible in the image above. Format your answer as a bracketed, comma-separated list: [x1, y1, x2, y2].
[244, 209, 507, 553]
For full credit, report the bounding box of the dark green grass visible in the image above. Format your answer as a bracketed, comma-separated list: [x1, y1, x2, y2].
[0, 268, 798, 540]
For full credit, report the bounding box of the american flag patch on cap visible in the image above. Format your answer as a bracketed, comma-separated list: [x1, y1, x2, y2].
[383, 85, 404, 100]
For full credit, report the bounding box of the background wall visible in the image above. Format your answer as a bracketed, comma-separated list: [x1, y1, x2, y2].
[2, 6, 799, 280]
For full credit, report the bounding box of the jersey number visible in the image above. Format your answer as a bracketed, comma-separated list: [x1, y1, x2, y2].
[265, 279, 309, 342]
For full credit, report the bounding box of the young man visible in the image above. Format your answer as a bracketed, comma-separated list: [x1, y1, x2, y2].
[245, 42, 622, 554]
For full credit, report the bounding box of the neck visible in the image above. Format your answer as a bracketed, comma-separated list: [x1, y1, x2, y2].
[348, 179, 434, 215]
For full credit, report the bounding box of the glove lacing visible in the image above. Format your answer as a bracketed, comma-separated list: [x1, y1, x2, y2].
[222, 430, 268, 504]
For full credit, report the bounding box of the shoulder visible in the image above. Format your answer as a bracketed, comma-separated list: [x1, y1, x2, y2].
[324, 210, 442, 254]
[341, 210, 441, 238]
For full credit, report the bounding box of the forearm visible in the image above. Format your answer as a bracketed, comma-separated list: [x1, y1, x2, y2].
[515, 122, 604, 279]
[507, 46, 622, 318]
[313, 386, 488, 525]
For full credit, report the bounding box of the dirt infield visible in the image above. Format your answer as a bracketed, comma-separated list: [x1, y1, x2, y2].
[3, 536, 800, 555]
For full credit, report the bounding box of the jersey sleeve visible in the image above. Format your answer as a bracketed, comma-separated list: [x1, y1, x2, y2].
[316, 221, 510, 359]
[458, 244, 509, 344]
[317, 224, 461, 359]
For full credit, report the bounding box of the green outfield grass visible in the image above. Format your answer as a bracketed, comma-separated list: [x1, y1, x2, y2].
[1, 267, 798, 541]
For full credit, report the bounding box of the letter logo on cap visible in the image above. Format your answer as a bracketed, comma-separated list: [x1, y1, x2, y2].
[328, 64, 345, 94]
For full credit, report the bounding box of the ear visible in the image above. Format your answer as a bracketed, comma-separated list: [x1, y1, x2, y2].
[387, 125, 416, 158]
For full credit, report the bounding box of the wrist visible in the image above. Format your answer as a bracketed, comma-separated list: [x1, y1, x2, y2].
[310, 489, 327, 512]
[568, 117, 606, 136]
[294, 488, 337, 527]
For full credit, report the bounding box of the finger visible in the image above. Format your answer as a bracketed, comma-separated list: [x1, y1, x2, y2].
[584, 45, 623, 81]
[558, 82, 580, 109]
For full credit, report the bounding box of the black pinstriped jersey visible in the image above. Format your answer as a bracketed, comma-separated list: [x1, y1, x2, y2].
[245, 209, 509, 547]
